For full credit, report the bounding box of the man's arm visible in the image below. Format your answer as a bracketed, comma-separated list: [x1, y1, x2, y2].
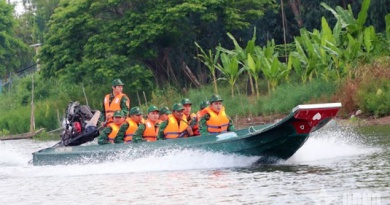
[114, 122, 129, 143]
[199, 114, 210, 136]
[99, 100, 106, 124]
[98, 127, 112, 145]
[121, 95, 130, 116]
[227, 118, 235, 131]
[132, 124, 146, 143]
[157, 121, 168, 140]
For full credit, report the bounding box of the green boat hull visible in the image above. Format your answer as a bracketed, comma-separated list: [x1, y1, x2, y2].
[32, 103, 341, 166]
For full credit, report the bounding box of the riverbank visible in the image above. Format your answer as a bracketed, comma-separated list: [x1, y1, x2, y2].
[234, 114, 390, 129]
[349, 115, 390, 126]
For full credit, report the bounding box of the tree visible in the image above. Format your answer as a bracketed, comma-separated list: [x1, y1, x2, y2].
[38, 0, 276, 89]
[0, 0, 28, 78]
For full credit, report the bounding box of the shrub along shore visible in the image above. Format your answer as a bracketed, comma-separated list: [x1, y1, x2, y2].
[1, 0, 389, 137]
[0, 57, 388, 138]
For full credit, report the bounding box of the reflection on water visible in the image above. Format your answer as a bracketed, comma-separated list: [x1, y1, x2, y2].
[0, 123, 389, 204]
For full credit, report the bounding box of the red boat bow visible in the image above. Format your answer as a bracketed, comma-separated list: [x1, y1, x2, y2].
[291, 103, 342, 134]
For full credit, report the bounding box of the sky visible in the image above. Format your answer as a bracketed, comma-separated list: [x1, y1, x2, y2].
[9, 0, 25, 15]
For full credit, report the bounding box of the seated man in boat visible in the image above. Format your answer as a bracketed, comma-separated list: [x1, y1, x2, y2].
[100, 78, 130, 126]
[181, 98, 197, 134]
[157, 103, 193, 140]
[181, 98, 197, 122]
[158, 106, 171, 123]
[132, 105, 160, 142]
[114, 107, 144, 143]
[98, 110, 126, 145]
[192, 100, 209, 136]
[199, 95, 235, 136]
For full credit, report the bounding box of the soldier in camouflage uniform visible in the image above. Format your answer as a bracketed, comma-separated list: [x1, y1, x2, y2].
[199, 95, 234, 136]
[100, 79, 130, 126]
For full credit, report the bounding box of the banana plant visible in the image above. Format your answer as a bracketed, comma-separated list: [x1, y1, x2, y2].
[290, 32, 318, 83]
[216, 53, 245, 96]
[255, 41, 290, 92]
[321, 0, 371, 36]
[363, 26, 378, 55]
[245, 53, 261, 97]
[220, 30, 257, 95]
[195, 42, 221, 94]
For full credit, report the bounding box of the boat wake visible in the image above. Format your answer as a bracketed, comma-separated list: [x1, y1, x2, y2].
[0, 139, 260, 176]
[28, 150, 260, 177]
[0, 141, 27, 167]
[285, 125, 379, 165]
[0, 122, 380, 176]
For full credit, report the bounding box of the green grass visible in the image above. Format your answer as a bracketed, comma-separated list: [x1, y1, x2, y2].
[0, 73, 359, 135]
[259, 80, 339, 115]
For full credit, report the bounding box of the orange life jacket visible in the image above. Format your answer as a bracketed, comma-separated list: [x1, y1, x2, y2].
[163, 114, 188, 139]
[104, 93, 130, 123]
[192, 110, 206, 136]
[184, 113, 197, 121]
[143, 119, 158, 142]
[124, 118, 139, 142]
[107, 123, 121, 143]
[204, 106, 229, 134]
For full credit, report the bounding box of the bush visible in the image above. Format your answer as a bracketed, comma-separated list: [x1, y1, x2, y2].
[357, 78, 390, 117]
[259, 80, 338, 114]
[34, 130, 60, 141]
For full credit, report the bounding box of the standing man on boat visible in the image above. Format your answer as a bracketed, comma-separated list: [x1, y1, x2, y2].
[98, 110, 126, 145]
[100, 78, 130, 126]
[132, 105, 160, 142]
[114, 107, 144, 143]
[199, 95, 235, 136]
[157, 103, 193, 140]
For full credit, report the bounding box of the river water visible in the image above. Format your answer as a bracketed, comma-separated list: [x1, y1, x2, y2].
[1, 123, 389, 205]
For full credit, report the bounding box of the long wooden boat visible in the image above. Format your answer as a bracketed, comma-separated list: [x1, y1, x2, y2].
[32, 103, 342, 166]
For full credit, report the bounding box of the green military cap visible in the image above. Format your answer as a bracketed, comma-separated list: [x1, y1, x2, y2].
[112, 78, 124, 86]
[181, 98, 192, 105]
[200, 101, 209, 110]
[209, 94, 223, 103]
[147, 105, 159, 113]
[130, 107, 143, 115]
[113, 110, 125, 117]
[172, 103, 184, 111]
[159, 106, 171, 115]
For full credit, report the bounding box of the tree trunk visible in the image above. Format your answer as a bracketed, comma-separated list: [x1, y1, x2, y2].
[212, 72, 218, 94]
[248, 73, 255, 96]
[154, 49, 180, 87]
[254, 77, 260, 98]
[181, 61, 202, 88]
[0, 128, 44, 141]
[288, 0, 303, 28]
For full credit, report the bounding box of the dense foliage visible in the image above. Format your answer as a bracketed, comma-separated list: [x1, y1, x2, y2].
[0, 0, 31, 77]
[37, 0, 275, 90]
[0, 0, 389, 134]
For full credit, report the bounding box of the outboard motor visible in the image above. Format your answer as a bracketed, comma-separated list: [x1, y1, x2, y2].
[59, 101, 100, 147]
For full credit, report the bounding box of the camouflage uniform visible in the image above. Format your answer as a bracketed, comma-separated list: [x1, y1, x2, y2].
[99, 79, 130, 123]
[199, 95, 235, 136]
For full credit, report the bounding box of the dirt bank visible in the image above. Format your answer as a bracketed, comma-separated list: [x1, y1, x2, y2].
[356, 116, 390, 126]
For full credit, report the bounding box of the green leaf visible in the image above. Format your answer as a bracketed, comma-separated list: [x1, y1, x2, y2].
[357, 0, 371, 29]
